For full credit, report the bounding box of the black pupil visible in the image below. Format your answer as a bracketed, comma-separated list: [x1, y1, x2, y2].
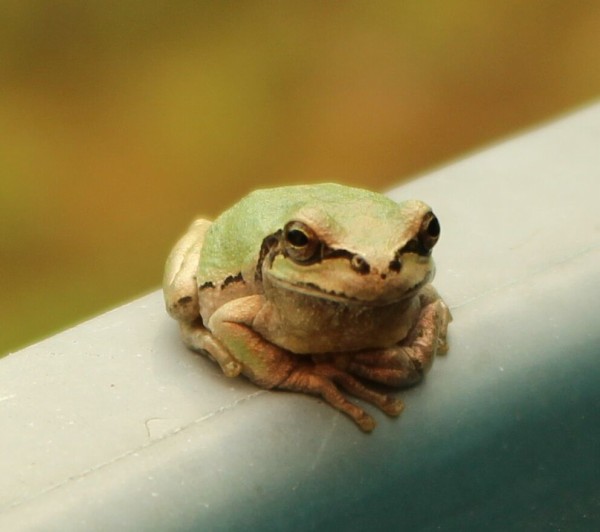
[287, 229, 309, 247]
[427, 216, 440, 237]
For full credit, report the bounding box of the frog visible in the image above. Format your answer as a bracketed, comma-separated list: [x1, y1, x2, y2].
[163, 183, 451, 432]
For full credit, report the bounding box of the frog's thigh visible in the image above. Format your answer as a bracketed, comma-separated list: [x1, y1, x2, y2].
[179, 320, 242, 378]
[347, 299, 451, 387]
[207, 296, 298, 388]
[163, 218, 211, 322]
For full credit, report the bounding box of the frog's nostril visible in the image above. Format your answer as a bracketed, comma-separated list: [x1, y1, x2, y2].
[389, 258, 402, 272]
[351, 255, 370, 274]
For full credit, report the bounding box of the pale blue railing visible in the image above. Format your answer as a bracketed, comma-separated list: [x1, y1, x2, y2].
[1, 102, 599, 531]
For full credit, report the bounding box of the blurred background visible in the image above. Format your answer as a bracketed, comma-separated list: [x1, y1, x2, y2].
[1, 1, 599, 356]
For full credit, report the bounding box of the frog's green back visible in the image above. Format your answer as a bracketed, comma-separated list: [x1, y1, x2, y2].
[198, 183, 401, 283]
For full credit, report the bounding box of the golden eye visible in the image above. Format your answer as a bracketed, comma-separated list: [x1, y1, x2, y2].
[283, 221, 321, 263]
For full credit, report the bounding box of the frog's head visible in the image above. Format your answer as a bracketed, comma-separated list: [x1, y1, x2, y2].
[260, 199, 440, 306]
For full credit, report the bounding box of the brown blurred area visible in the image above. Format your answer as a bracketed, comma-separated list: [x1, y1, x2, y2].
[1, 1, 599, 356]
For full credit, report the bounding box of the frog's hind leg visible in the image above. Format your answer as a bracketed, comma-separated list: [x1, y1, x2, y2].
[179, 319, 242, 378]
[163, 218, 212, 323]
[163, 219, 242, 377]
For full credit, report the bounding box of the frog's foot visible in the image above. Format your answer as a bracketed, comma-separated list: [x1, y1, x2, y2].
[279, 362, 404, 432]
[344, 299, 451, 387]
[179, 319, 242, 378]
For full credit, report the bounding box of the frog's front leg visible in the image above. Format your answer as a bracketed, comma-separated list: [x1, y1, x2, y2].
[342, 297, 452, 387]
[178, 320, 243, 378]
[208, 296, 404, 432]
[281, 361, 405, 432]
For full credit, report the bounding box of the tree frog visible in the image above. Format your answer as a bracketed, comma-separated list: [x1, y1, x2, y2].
[163, 183, 451, 432]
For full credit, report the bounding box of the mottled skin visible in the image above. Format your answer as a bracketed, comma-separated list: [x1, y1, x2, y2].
[163, 183, 451, 431]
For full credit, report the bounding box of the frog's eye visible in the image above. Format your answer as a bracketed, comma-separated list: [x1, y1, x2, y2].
[400, 212, 440, 257]
[283, 221, 321, 263]
[419, 212, 440, 251]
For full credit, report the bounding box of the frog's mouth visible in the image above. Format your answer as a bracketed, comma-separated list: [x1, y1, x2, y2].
[267, 275, 428, 307]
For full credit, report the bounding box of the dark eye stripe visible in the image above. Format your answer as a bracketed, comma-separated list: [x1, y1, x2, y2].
[255, 230, 282, 282]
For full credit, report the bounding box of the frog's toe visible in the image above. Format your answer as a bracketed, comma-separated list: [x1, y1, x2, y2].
[279, 366, 376, 432]
[221, 359, 243, 378]
[348, 360, 422, 388]
[380, 396, 405, 417]
[436, 336, 450, 355]
[356, 413, 376, 433]
[313, 363, 404, 422]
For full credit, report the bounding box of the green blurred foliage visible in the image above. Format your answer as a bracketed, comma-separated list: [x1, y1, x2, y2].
[1, 1, 599, 355]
